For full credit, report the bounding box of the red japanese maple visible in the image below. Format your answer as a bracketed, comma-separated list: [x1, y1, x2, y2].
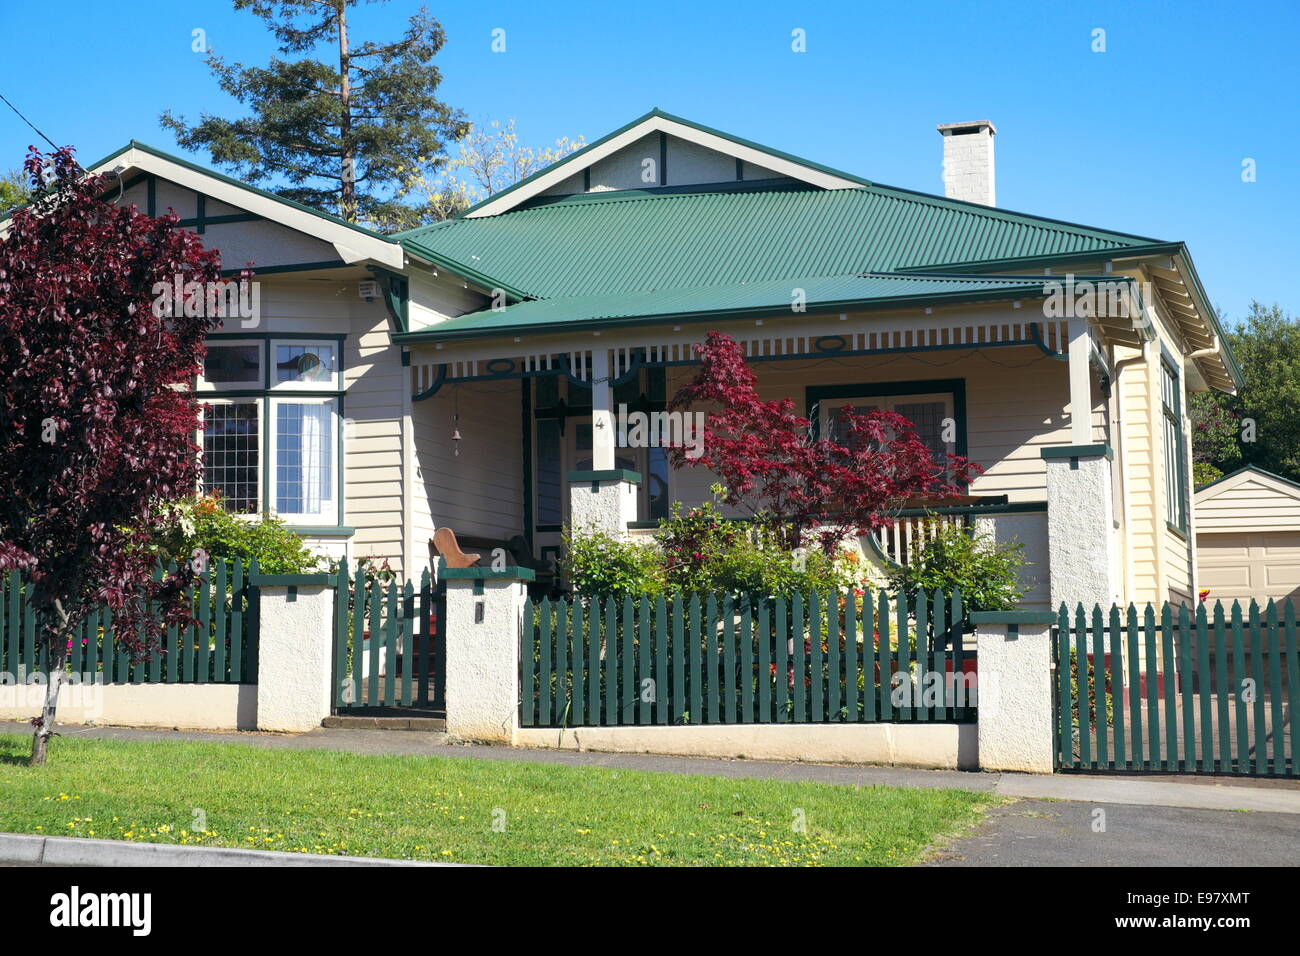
[668, 331, 980, 554]
[0, 147, 222, 764]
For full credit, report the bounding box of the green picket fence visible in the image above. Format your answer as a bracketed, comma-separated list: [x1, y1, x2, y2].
[332, 566, 444, 711]
[0, 558, 258, 684]
[1055, 600, 1299, 777]
[521, 590, 975, 727]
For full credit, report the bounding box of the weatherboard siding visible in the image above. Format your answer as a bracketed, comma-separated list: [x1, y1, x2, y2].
[343, 295, 408, 575]
[407, 268, 489, 332]
[1198, 478, 1300, 533]
[413, 380, 525, 557]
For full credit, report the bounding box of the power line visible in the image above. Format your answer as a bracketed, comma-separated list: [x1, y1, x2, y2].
[0, 91, 59, 151]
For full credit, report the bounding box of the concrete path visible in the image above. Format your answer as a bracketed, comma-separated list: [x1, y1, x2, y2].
[4, 721, 1299, 815]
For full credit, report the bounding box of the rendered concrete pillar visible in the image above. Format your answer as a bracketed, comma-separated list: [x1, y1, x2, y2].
[567, 469, 641, 539]
[440, 563, 533, 743]
[1041, 444, 1121, 612]
[253, 574, 337, 732]
[972, 611, 1056, 773]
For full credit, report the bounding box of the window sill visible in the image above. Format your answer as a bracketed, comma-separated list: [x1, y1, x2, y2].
[287, 525, 355, 537]
[1166, 520, 1189, 542]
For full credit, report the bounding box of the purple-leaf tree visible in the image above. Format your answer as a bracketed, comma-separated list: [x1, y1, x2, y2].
[0, 147, 222, 764]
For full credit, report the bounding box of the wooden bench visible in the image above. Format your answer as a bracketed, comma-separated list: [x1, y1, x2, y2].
[430, 528, 556, 593]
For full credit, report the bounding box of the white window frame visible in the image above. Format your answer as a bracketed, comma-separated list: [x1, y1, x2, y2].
[270, 339, 342, 392]
[268, 395, 339, 522]
[196, 339, 264, 392]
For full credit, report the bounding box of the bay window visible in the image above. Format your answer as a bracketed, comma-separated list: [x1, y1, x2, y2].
[196, 336, 344, 526]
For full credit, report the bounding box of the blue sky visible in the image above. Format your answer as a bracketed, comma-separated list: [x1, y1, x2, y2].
[2, 0, 1294, 324]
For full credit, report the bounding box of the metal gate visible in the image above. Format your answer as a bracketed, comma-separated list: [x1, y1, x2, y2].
[1054, 600, 1297, 776]
[332, 566, 444, 714]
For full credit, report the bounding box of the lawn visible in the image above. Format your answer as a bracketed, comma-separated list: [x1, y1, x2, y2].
[0, 734, 996, 866]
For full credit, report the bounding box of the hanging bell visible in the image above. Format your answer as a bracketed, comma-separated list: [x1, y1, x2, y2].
[452, 426, 462, 456]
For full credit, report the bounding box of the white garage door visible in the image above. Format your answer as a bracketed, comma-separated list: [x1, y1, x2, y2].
[1198, 531, 1300, 604]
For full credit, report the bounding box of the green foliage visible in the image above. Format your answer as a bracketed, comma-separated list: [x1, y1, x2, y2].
[153, 494, 323, 574]
[0, 168, 29, 214]
[1192, 461, 1223, 488]
[657, 502, 854, 598]
[885, 519, 1025, 619]
[1069, 648, 1114, 728]
[160, 1, 466, 225]
[559, 527, 665, 602]
[560, 502, 858, 602]
[1191, 302, 1300, 483]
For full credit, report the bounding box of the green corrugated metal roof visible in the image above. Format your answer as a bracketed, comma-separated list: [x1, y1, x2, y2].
[392, 272, 1064, 342]
[399, 182, 1159, 301]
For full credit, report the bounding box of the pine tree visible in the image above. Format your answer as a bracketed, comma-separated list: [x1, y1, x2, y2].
[161, 1, 467, 225]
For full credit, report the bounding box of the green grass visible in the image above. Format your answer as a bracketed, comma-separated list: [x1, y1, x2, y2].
[0, 734, 996, 866]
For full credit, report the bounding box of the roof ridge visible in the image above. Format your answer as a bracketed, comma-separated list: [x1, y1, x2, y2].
[403, 180, 834, 234]
[864, 179, 1162, 245]
[404, 178, 1161, 251]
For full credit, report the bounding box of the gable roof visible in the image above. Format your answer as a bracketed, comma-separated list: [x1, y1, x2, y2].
[452, 108, 872, 219]
[393, 272, 1059, 343]
[1195, 466, 1300, 503]
[78, 140, 406, 270]
[399, 180, 1158, 301]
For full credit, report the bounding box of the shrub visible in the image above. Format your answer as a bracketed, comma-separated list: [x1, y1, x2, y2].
[560, 526, 665, 601]
[1069, 646, 1114, 729]
[658, 502, 856, 597]
[153, 494, 325, 574]
[885, 518, 1025, 623]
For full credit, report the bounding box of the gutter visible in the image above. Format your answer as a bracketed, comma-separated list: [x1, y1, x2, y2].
[391, 282, 1058, 345]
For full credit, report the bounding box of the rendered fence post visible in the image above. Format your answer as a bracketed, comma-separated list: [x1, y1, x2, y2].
[252, 571, 337, 733]
[440, 560, 534, 744]
[972, 610, 1057, 773]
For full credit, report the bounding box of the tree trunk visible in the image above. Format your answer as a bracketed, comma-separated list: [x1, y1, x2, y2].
[29, 603, 71, 767]
[29, 640, 66, 767]
[337, 5, 356, 222]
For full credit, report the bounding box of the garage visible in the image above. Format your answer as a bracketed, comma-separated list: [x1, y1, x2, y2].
[1195, 467, 1300, 605]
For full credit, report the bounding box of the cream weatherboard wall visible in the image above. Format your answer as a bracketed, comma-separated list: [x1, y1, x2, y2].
[412, 379, 526, 577]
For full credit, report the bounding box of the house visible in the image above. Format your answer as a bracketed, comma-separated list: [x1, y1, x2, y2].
[78, 109, 1243, 612]
[1195, 466, 1300, 604]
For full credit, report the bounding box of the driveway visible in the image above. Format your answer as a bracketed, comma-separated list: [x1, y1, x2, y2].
[927, 799, 1300, 866]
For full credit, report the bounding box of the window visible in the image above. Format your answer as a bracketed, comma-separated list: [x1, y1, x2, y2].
[274, 341, 339, 389]
[272, 399, 337, 520]
[199, 342, 262, 390]
[196, 338, 344, 523]
[821, 390, 956, 462]
[202, 401, 259, 513]
[1162, 358, 1187, 530]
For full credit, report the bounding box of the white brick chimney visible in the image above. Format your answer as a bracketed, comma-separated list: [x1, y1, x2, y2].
[937, 120, 997, 206]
